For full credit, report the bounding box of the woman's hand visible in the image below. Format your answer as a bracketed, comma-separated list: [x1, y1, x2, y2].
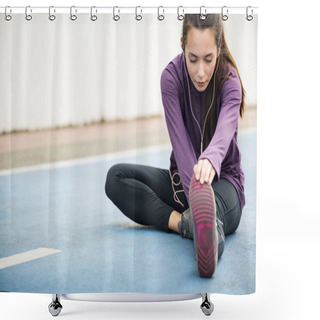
[193, 159, 216, 185]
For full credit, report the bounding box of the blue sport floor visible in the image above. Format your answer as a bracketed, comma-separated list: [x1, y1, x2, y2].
[0, 130, 256, 295]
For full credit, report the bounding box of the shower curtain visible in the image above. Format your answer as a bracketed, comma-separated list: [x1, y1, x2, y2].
[0, 6, 257, 296]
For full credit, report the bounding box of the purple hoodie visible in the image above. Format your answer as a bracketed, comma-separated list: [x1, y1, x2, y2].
[160, 53, 245, 211]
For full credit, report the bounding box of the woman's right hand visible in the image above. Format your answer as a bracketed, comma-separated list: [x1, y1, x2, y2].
[193, 158, 216, 185]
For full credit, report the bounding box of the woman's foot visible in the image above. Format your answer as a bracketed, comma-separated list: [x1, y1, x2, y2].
[189, 174, 218, 278]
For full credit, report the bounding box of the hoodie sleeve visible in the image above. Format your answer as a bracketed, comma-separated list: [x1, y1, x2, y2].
[199, 71, 242, 179]
[161, 68, 197, 203]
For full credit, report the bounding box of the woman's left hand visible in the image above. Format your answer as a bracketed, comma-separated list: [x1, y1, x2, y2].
[193, 159, 216, 185]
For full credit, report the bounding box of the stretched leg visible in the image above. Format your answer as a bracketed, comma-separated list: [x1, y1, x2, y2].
[188, 175, 242, 277]
[105, 163, 187, 232]
[212, 178, 242, 258]
[189, 174, 218, 278]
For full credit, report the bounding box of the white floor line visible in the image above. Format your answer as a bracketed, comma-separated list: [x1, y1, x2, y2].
[0, 248, 61, 270]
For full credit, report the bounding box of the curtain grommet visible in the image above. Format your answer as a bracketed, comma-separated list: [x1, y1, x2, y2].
[49, 6, 56, 21]
[177, 6, 184, 21]
[158, 6, 165, 21]
[70, 6, 77, 21]
[5, 6, 12, 21]
[200, 6, 207, 20]
[113, 6, 120, 21]
[135, 6, 142, 21]
[90, 6, 98, 21]
[25, 6, 32, 21]
[246, 6, 254, 21]
[221, 6, 228, 21]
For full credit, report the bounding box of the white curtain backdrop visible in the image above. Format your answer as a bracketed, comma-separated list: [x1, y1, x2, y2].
[0, 12, 257, 133]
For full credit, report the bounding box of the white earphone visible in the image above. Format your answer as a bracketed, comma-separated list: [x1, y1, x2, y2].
[183, 52, 220, 154]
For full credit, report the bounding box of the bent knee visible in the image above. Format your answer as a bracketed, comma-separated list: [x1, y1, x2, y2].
[105, 163, 124, 199]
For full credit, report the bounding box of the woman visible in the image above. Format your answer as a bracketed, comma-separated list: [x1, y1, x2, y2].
[105, 14, 245, 278]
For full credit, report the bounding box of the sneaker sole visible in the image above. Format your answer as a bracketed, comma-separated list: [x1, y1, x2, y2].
[190, 174, 217, 278]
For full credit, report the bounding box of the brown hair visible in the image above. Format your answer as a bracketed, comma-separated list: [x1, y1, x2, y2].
[181, 14, 245, 150]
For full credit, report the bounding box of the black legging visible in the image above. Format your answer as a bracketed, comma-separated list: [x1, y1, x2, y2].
[105, 163, 242, 258]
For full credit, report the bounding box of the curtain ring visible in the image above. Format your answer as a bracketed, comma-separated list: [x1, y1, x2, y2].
[200, 6, 207, 20]
[246, 6, 254, 21]
[90, 6, 98, 21]
[5, 6, 12, 21]
[49, 6, 56, 21]
[158, 6, 165, 21]
[25, 6, 32, 21]
[70, 6, 77, 21]
[135, 6, 142, 21]
[113, 6, 120, 21]
[177, 6, 184, 21]
[221, 6, 228, 21]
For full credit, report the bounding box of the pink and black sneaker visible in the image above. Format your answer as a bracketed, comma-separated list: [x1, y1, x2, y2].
[189, 173, 218, 278]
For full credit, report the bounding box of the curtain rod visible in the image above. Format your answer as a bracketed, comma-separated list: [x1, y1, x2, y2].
[1, 6, 258, 22]
[0, 6, 259, 9]
[0, 6, 259, 13]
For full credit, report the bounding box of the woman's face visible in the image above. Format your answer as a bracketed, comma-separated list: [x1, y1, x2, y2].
[183, 27, 219, 92]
